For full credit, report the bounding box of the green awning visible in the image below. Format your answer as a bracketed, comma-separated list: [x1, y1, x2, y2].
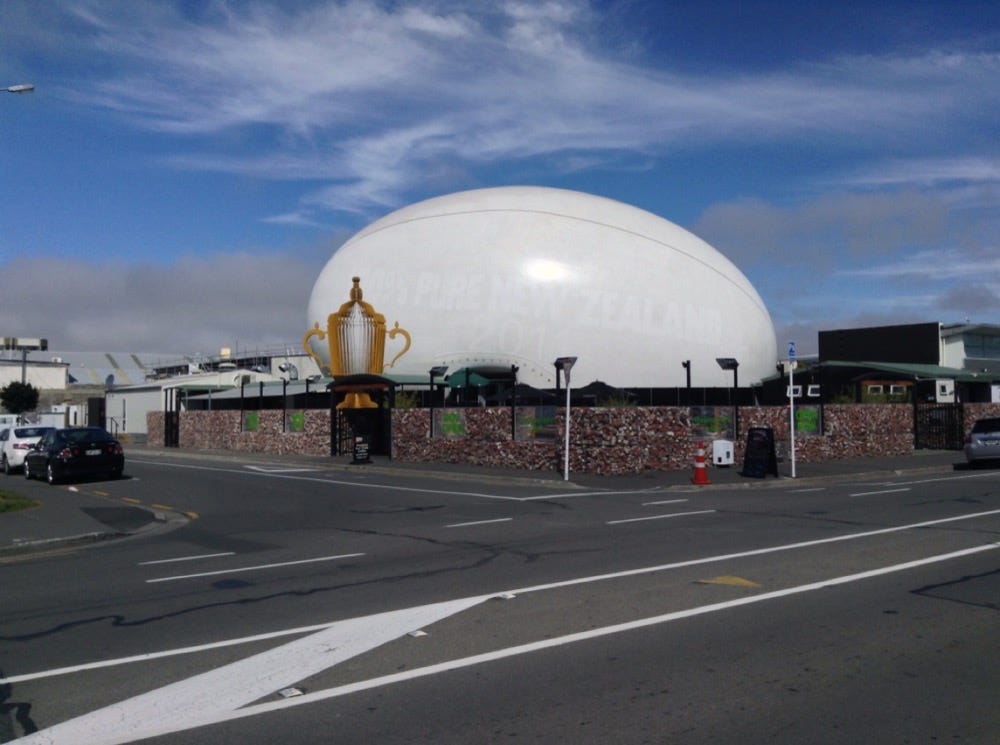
[446, 369, 493, 388]
[819, 360, 993, 382]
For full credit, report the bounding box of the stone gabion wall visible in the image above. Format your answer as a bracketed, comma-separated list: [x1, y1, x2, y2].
[392, 408, 560, 471]
[147, 401, 1000, 475]
[964, 402, 1000, 430]
[737, 404, 914, 461]
[393, 404, 915, 475]
[147, 410, 330, 455]
[147, 411, 163, 446]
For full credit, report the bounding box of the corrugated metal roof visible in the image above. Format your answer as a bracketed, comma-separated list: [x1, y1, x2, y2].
[183, 372, 433, 400]
[5, 349, 172, 387]
[820, 360, 995, 382]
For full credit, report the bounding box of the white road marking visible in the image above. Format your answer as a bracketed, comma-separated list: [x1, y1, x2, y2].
[0, 621, 356, 685]
[145, 553, 364, 583]
[850, 487, 911, 497]
[128, 458, 684, 502]
[789, 487, 825, 493]
[875, 472, 1000, 487]
[514, 508, 1000, 594]
[244, 465, 320, 473]
[9, 507, 1000, 689]
[8, 507, 1000, 688]
[607, 510, 716, 525]
[642, 498, 690, 506]
[138, 552, 234, 566]
[128, 458, 533, 501]
[519, 489, 668, 501]
[14, 596, 490, 745]
[19, 542, 998, 745]
[445, 517, 514, 528]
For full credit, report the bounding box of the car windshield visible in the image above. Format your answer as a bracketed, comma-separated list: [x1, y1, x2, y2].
[61, 428, 113, 444]
[14, 427, 51, 438]
[971, 418, 1000, 434]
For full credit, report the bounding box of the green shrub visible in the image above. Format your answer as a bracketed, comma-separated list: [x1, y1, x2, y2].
[394, 391, 420, 409]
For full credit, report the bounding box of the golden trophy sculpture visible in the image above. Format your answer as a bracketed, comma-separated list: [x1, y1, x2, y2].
[303, 277, 411, 408]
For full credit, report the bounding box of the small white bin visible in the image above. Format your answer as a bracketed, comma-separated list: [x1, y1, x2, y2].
[712, 439, 734, 467]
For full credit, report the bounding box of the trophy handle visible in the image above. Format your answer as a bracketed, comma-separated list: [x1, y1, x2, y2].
[302, 322, 330, 375]
[385, 322, 411, 369]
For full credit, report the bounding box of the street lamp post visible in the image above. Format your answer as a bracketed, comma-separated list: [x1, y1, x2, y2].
[510, 364, 519, 440]
[555, 356, 577, 481]
[716, 357, 740, 440]
[4, 337, 47, 385]
[278, 362, 298, 431]
[788, 342, 797, 479]
[428, 366, 448, 438]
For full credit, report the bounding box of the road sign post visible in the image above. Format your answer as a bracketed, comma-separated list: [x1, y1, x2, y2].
[788, 341, 797, 479]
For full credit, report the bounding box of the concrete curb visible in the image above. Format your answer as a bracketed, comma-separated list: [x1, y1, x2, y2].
[0, 506, 180, 558]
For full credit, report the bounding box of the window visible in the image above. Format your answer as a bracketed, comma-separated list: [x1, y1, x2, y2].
[807, 384, 821, 398]
[964, 334, 1000, 359]
[866, 384, 883, 394]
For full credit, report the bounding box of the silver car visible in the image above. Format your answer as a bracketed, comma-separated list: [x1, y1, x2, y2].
[964, 417, 1000, 466]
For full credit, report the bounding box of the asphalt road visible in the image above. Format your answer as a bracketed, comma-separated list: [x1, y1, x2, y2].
[1, 452, 998, 744]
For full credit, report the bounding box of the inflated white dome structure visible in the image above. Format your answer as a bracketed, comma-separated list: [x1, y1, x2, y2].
[307, 186, 777, 389]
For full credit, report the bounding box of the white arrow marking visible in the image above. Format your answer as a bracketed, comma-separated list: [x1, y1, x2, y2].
[17, 596, 489, 745]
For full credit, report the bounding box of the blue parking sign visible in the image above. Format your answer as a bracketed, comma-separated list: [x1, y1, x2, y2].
[788, 341, 796, 359]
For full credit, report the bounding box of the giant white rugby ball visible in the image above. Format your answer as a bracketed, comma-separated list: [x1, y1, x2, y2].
[307, 186, 777, 389]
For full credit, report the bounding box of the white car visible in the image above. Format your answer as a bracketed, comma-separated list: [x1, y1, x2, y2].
[1, 425, 55, 474]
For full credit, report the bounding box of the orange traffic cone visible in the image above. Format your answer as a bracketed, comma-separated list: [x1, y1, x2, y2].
[691, 441, 711, 485]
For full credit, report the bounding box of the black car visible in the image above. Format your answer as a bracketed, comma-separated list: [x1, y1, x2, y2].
[24, 427, 125, 484]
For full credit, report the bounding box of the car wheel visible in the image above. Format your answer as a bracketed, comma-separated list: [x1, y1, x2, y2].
[46, 463, 58, 485]
[23, 460, 32, 480]
[2, 455, 9, 475]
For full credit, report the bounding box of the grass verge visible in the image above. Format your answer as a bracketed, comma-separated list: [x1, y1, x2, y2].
[0, 489, 39, 513]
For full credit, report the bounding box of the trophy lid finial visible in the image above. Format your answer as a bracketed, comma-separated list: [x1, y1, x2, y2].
[350, 276, 362, 302]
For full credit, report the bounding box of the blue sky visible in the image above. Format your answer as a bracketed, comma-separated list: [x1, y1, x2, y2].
[1, 0, 997, 358]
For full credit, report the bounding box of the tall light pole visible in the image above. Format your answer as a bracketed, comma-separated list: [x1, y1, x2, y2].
[788, 342, 797, 479]
[555, 356, 577, 481]
[428, 366, 448, 438]
[509, 364, 519, 440]
[716, 357, 740, 440]
[4, 337, 47, 385]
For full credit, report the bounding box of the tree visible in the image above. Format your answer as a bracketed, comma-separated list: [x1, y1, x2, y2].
[0, 382, 40, 415]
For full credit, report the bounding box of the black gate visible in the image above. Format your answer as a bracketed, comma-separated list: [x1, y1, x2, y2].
[332, 407, 392, 456]
[914, 403, 964, 450]
[329, 380, 394, 457]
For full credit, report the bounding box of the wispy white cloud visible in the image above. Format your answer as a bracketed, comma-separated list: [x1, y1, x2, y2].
[34, 1, 1000, 217]
[3, 0, 997, 356]
[694, 191, 951, 266]
[696, 188, 999, 354]
[843, 157, 1000, 188]
[838, 249, 1000, 281]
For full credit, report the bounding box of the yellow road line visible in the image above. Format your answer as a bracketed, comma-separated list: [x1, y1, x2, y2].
[697, 575, 761, 587]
